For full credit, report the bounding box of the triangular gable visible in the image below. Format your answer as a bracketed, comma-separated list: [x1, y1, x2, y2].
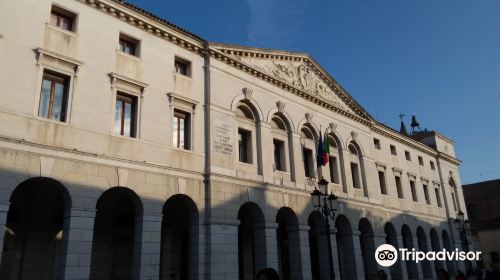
[212, 43, 373, 122]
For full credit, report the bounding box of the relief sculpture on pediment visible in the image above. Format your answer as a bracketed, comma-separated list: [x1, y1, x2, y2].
[237, 57, 350, 112]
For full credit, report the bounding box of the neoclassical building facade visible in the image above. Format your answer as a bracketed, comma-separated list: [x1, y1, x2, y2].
[0, 0, 471, 279]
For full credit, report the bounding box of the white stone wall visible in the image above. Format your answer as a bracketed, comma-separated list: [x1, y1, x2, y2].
[0, 0, 470, 279]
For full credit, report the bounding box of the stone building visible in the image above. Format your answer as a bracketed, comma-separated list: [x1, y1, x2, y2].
[463, 179, 500, 269]
[0, 0, 471, 279]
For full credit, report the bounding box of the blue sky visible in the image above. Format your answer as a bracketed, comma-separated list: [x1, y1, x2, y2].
[128, 0, 500, 184]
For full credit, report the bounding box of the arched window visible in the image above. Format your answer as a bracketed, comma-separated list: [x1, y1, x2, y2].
[348, 143, 363, 190]
[449, 178, 460, 212]
[271, 114, 292, 176]
[327, 135, 343, 186]
[301, 125, 316, 179]
[235, 102, 258, 166]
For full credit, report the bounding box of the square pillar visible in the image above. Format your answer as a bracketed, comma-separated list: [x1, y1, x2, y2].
[414, 245, 425, 280]
[209, 221, 239, 280]
[59, 208, 96, 280]
[297, 225, 313, 280]
[426, 240, 438, 279]
[0, 203, 9, 266]
[255, 222, 279, 272]
[352, 230, 366, 280]
[133, 213, 162, 280]
[329, 228, 341, 279]
[396, 237, 409, 279]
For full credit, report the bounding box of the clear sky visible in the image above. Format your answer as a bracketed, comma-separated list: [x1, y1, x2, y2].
[127, 0, 500, 184]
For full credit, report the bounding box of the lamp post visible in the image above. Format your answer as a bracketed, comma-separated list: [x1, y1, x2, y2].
[454, 210, 472, 271]
[311, 177, 338, 280]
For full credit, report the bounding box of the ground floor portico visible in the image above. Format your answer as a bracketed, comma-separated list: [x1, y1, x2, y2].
[0, 148, 470, 280]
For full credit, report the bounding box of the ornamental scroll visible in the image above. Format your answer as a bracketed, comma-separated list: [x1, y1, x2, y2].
[236, 57, 351, 113]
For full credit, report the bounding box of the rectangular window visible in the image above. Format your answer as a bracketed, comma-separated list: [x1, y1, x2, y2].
[114, 93, 137, 137]
[175, 57, 191, 77]
[50, 6, 76, 31]
[38, 70, 69, 122]
[329, 156, 340, 184]
[423, 184, 430, 205]
[435, 188, 442, 207]
[395, 176, 403, 198]
[273, 139, 285, 171]
[373, 138, 381, 150]
[410, 180, 417, 202]
[378, 171, 387, 195]
[430, 161, 435, 170]
[119, 34, 139, 56]
[405, 151, 411, 161]
[238, 128, 252, 163]
[351, 162, 361, 189]
[451, 192, 458, 211]
[173, 110, 190, 150]
[418, 156, 424, 166]
[303, 147, 314, 178]
[390, 145, 397, 155]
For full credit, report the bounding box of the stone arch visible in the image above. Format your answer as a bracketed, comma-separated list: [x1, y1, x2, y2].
[347, 141, 367, 196]
[430, 228, 443, 273]
[335, 215, 358, 279]
[308, 211, 328, 280]
[359, 218, 377, 279]
[270, 112, 295, 178]
[417, 226, 432, 278]
[238, 202, 266, 280]
[401, 224, 418, 279]
[266, 108, 295, 132]
[384, 222, 403, 280]
[326, 132, 346, 192]
[90, 186, 144, 280]
[442, 230, 456, 276]
[160, 194, 200, 280]
[0, 177, 71, 280]
[276, 207, 302, 280]
[231, 95, 264, 122]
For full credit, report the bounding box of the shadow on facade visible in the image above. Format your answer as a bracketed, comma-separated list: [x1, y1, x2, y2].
[0, 166, 469, 280]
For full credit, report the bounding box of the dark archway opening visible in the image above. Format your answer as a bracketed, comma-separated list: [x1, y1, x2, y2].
[359, 218, 377, 279]
[335, 215, 357, 280]
[401, 225, 418, 279]
[90, 187, 142, 280]
[0, 177, 70, 280]
[238, 202, 266, 280]
[160, 194, 199, 280]
[385, 223, 403, 280]
[276, 207, 301, 280]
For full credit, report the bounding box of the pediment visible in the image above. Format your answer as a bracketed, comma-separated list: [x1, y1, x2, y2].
[212, 44, 373, 121]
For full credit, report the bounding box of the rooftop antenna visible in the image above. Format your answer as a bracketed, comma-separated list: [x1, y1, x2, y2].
[399, 113, 408, 135]
[410, 115, 422, 134]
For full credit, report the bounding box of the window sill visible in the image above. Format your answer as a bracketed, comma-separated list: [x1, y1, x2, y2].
[116, 50, 142, 62]
[173, 71, 193, 81]
[45, 23, 78, 38]
[35, 116, 70, 126]
[111, 133, 137, 140]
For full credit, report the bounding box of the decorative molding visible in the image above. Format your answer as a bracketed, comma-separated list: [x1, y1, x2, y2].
[167, 92, 198, 111]
[108, 72, 148, 94]
[242, 87, 253, 100]
[351, 131, 358, 140]
[329, 122, 337, 132]
[305, 113, 314, 123]
[76, 0, 204, 55]
[276, 101, 285, 112]
[35, 47, 83, 75]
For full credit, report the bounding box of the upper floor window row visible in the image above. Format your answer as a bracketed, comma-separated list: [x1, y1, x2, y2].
[48, 6, 192, 76]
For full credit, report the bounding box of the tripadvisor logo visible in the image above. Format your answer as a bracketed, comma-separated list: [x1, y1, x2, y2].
[375, 244, 481, 267]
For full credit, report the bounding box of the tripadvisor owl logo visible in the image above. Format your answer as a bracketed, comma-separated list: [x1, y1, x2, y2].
[375, 244, 482, 267]
[375, 244, 398, 267]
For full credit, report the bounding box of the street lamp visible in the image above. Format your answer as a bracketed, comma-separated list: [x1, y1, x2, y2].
[454, 211, 470, 234]
[310, 177, 338, 280]
[454, 210, 472, 271]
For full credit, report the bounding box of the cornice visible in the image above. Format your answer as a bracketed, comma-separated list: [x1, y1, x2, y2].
[75, 0, 205, 54]
[208, 47, 373, 127]
[212, 44, 372, 121]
